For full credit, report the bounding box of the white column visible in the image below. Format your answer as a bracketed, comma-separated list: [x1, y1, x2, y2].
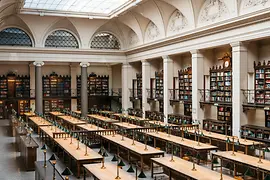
[80, 62, 90, 117]
[29, 64, 35, 112]
[191, 50, 204, 127]
[33, 61, 44, 114]
[142, 60, 151, 118]
[163, 56, 173, 123]
[231, 42, 248, 137]
[122, 62, 132, 114]
[70, 64, 77, 111]
[108, 66, 113, 92]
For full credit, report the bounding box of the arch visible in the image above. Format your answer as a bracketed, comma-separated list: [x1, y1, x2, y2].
[128, 29, 140, 48]
[0, 27, 32, 47]
[44, 29, 79, 48]
[90, 32, 121, 50]
[240, 0, 270, 15]
[144, 21, 160, 43]
[167, 10, 189, 36]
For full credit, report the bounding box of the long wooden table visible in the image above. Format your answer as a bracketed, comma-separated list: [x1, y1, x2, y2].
[113, 113, 151, 122]
[151, 156, 234, 180]
[187, 129, 260, 154]
[84, 163, 134, 180]
[101, 134, 164, 170]
[58, 116, 86, 130]
[212, 151, 270, 179]
[24, 112, 36, 123]
[88, 114, 119, 128]
[28, 116, 52, 134]
[54, 138, 103, 178]
[145, 131, 218, 162]
[113, 122, 143, 129]
[148, 120, 178, 128]
[49, 111, 64, 120]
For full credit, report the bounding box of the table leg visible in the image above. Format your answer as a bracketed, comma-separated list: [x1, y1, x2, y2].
[83, 168, 86, 180]
[77, 162, 80, 178]
[154, 138, 156, 148]
[151, 161, 153, 178]
[245, 146, 248, 154]
[233, 163, 236, 177]
[169, 170, 172, 180]
[180, 146, 182, 158]
[141, 156, 144, 170]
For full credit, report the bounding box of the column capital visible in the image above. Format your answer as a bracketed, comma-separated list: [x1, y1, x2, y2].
[162, 55, 173, 63]
[230, 41, 248, 52]
[122, 62, 131, 68]
[190, 50, 203, 57]
[80, 62, 90, 67]
[141, 60, 150, 66]
[33, 61, 44, 67]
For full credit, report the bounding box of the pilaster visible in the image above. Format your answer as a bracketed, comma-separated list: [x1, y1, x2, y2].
[163, 56, 173, 123]
[141, 60, 151, 118]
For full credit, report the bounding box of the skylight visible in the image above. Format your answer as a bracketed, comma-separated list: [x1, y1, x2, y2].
[22, 0, 135, 18]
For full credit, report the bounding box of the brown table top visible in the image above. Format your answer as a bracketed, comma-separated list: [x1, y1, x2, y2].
[54, 138, 102, 161]
[188, 129, 260, 146]
[29, 117, 52, 127]
[73, 110, 81, 114]
[99, 110, 114, 114]
[113, 122, 143, 129]
[77, 124, 105, 131]
[20, 135, 39, 148]
[49, 112, 64, 116]
[58, 116, 86, 125]
[113, 114, 151, 121]
[148, 120, 179, 127]
[88, 115, 119, 123]
[152, 156, 234, 180]
[212, 151, 270, 172]
[24, 112, 36, 117]
[101, 134, 164, 156]
[146, 131, 218, 151]
[40, 126, 64, 139]
[84, 163, 134, 180]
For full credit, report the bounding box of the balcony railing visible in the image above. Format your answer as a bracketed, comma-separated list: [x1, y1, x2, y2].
[146, 88, 163, 100]
[169, 89, 179, 101]
[241, 89, 255, 104]
[110, 88, 122, 97]
[129, 88, 142, 99]
[199, 89, 232, 104]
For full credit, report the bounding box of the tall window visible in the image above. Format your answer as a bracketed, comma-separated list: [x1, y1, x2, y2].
[0, 28, 32, 47]
[45, 30, 79, 48]
[91, 33, 120, 50]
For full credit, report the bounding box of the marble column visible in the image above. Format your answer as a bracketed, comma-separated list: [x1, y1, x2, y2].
[191, 50, 204, 127]
[231, 42, 248, 137]
[80, 62, 90, 118]
[70, 63, 77, 111]
[33, 61, 44, 114]
[163, 56, 173, 123]
[141, 60, 151, 119]
[121, 62, 132, 114]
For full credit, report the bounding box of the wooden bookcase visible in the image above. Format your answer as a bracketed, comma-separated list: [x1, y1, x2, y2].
[184, 103, 192, 116]
[210, 63, 232, 103]
[217, 106, 232, 121]
[44, 99, 70, 115]
[0, 100, 5, 119]
[168, 114, 192, 125]
[265, 110, 270, 128]
[203, 119, 231, 135]
[241, 124, 270, 143]
[77, 73, 109, 97]
[15, 75, 30, 98]
[155, 71, 163, 99]
[179, 67, 192, 101]
[137, 73, 142, 98]
[43, 73, 71, 97]
[0, 75, 8, 98]
[18, 100, 30, 116]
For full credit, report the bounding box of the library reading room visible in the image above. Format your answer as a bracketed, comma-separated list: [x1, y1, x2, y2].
[1, 0, 270, 180]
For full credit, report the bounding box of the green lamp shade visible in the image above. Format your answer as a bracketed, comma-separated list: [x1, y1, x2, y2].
[244, 168, 254, 177]
[127, 165, 135, 173]
[138, 170, 147, 178]
[102, 151, 108, 157]
[98, 148, 103, 155]
[185, 151, 191, 156]
[235, 139, 240, 146]
[118, 159, 125, 167]
[41, 144, 47, 150]
[49, 153, 57, 161]
[226, 137, 231, 143]
[264, 147, 270, 153]
[212, 158, 219, 164]
[196, 153, 201, 160]
[111, 155, 118, 162]
[61, 167, 73, 176]
[264, 174, 270, 180]
[250, 143, 255, 150]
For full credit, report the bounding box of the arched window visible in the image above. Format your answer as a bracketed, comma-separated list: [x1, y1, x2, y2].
[45, 30, 79, 48]
[0, 28, 32, 47]
[91, 33, 120, 50]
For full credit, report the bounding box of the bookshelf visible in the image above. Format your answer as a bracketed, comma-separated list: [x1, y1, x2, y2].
[203, 119, 231, 135]
[168, 114, 192, 125]
[44, 99, 70, 115]
[15, 75, 30, 98]
[18, 100, 29, 116]
[265, 110, 270, 128]
[155, 71, 163, 99]
[77, 73, 109, 97]
[210, 56, 232, 103]
[241, 124, 270, 143]
[137, 73, 142, 98]
[43, 73, 71, 97]
[0, 75, 7, 98]
[217, 106, 232, 121]
[0, 101, 4, 119]
[179, 67, 192, 101]
[184, 103, 192, 116]
[254, 61, 270, 104]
